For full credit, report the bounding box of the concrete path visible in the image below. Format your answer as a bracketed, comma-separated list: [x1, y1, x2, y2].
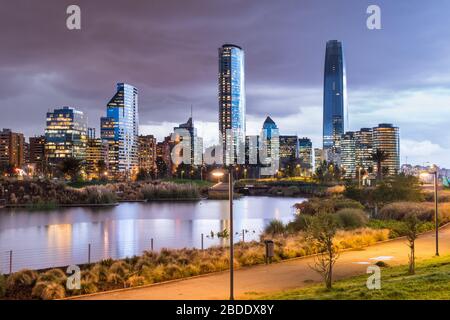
[78, 225, 450, 300]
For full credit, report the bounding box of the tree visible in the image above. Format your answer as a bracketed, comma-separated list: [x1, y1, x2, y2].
[307, 212, 340, 289]
[371, 148, 389, 180]
[404, 213, 420, 275]
[58, 158, 82, 182]
[136, 168, 151, 181]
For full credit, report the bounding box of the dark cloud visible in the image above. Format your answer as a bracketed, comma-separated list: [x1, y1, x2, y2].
[1, 0, 450, 165]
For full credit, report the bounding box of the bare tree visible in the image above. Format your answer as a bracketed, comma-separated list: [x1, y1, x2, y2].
[307, 212, 340, 289]
[405, 213, 420, 275]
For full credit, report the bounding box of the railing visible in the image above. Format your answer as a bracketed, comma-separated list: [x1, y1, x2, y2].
[0, 229, 258, 274]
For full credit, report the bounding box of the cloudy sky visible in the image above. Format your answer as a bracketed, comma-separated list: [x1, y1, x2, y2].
[1, 0, 450, 167]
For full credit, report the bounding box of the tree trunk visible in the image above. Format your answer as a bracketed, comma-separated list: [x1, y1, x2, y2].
[409, 242, 415, 275]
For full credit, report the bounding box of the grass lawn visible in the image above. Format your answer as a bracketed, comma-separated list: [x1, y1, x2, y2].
[260, 255, 450, 300]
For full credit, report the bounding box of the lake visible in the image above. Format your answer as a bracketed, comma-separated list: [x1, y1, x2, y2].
[0, 196, 304, 273]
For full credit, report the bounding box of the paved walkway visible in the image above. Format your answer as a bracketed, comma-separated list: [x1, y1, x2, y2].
[78, 225, 450, 300]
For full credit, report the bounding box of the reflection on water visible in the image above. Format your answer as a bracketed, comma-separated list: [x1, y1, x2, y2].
[0, 196, 303, 272]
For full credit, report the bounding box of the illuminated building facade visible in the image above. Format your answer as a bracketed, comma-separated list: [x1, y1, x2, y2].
[340, 131, 356, 178]
[29, 136, 46, 174]
[219, 44, 246, 165]
[44, 106, 87, 164]
[138, 135, 157, 173]
[323, 40, 347, 162]
[355, 128, 373, 172]
[372, 123, 400, 176]
[298, 137, 313, 174]
[0, 129, 25, 169]
[101, 83, 139, 178]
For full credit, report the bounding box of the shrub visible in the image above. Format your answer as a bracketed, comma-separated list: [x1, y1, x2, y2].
[335, 208, 368, 230]
[40, 282, 66, 300]
[141, 182, 200, 200]
[125, 275, 146, 288]
[82, 270, 99, 284]
[378, 202, 434, 221]
[91, 264, 109, 282]
[38, 269, 66, 285]
[6, 269, 38, 290]
[286, 214, 312, 232]
[106, 272, 124, 286]
[83, 186, 117, 204]
[293, 197, 363, 216]
[264, 220, 286, 236]
[109, 261, 130, 278]
[31, 281, 49, 299]
[0, 274, 5, 298]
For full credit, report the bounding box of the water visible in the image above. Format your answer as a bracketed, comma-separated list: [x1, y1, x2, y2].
[0, 196, 304, 272]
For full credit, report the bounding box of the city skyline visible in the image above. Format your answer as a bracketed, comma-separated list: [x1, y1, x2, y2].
[1, 1, 449, 167]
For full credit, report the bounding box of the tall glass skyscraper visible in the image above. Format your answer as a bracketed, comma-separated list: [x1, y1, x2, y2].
[323, 40, 347, 159]
[218, 44, 246, 165]
[101, 83, 139, 177]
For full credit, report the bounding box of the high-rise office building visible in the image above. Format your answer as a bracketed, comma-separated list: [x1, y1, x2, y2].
[156, 136, 173, 177]
[218, 44, 246, 165]
[29, 136, 46, 174]
[0, 129, 25, 169]
[138, 135, 157, 174]
[340, 131, 356, 178]
[279, 135, 298, 170]
[323, 40, 347, 161]
[355, 128, 373, 172]
[372, 123, 400, 176]
[314, 148, 326, 170]
[298, 137, 313, 174]
[85, 128, 107, 180]
[260, 117, 279, 176]
[101, 83, 139, 178]
[172, 117, 202, 167]
[45, 106, 87, 164]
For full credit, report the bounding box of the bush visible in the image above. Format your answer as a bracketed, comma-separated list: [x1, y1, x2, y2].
[0, 274, 5, 298]
[293, 197, 363, 215]
[40, 282, 66, 300]
[286, 214, 312, 232]
[125, 275, 146, 288]
[378, 202, 434, 221]
[141, 182, 200, 200]
[335, 208, 368, 230]
[38, 269, 66, 285]
[264, 220, 286, 236]
[6, 269, 38, 290]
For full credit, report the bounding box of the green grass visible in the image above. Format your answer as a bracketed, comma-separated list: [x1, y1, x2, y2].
[260, 255, 450, 300]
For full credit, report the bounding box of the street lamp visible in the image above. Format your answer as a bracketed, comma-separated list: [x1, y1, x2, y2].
[432, 168, 439, 256]
[211, 167, 234, 300]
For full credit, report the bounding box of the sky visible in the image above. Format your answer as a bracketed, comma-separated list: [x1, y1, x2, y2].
[1, 0, 450, 167]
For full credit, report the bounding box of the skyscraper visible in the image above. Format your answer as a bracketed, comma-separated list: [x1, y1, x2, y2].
[298, 137, 313, 174]
[372, 123, 400, 176]
[29, 136, 46, 174]
[340, 131, 356, 178]
[45, 106, 87, 164]
[172, 117, 203, 167]
[260, 116, 279, 176]
[101, 83, 139, 178]
[218, 44, 246, 165]
[323, 40, 347, 161]
[138, 135, 157, 175]
[355, 128, 373, 172]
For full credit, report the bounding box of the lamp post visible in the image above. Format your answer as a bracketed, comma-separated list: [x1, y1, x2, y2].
[211, 167, 234, 300]
[433, 169, 439, 256]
